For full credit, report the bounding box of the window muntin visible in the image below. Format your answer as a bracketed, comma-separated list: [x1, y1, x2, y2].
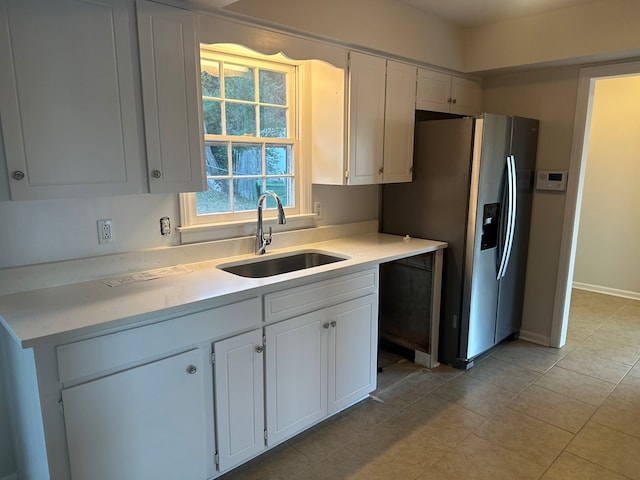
[191, 48, 298, 224]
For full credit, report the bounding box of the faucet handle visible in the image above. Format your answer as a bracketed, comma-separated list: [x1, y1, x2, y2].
[264, 226, 273, 245]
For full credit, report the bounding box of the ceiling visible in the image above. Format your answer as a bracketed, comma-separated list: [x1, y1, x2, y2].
[396, 0, 601, 26]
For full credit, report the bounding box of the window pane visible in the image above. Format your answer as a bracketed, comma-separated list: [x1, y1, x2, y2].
[204, 143, 228, 176]
[260, 106, 287, 138]
[201, 61, 220, 97]
[266, 145, 292, 175]
[203, 100, 222, 135]
[233, 179, 259, 211]
[259, 70, 286, 105]
[264, 177, 293, 208]
[232, 144, 261, 176]
[226, 103, 256, 136]
[196, 179, 230, 214]
[224, 64, 254, 101]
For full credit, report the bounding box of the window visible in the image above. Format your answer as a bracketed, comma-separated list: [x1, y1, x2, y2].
[181, 46, 302, 227]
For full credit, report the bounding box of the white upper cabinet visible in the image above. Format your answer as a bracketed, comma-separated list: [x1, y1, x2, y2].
[137, 0, 205, 194]
[0, 0, 145, 200]
[310, 52, 416, 185]
[416, 68, 481, 115]
[0, 0, 205, 200]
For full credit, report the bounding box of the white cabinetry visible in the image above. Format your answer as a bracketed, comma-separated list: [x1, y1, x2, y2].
[213, 329, 265, 473]
[0, 0, 204, 200]
[137, 0, 205, 194]
[416, 68, 481, 115]
[264, 269, 378, 446]
[0, 0, 144, 200]
[62, 348, 210, 480]
[310, 52, 416, 185]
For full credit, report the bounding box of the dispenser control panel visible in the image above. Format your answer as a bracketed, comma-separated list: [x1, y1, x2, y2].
[536, 170, 567, 191]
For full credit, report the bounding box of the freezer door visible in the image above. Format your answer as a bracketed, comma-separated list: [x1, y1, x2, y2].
[495, 117, 539, 342]
[462, 114, 512, 360]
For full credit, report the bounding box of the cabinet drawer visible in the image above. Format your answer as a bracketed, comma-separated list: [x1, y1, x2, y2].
[57, 297, 260, 384]
[264, 268, 377, 323]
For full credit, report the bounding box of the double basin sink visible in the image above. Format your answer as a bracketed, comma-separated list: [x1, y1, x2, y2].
[218, 250, 348, 278]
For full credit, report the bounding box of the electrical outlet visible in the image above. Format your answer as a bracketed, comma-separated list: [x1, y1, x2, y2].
[160, 216, 171, 236]
[313, 201, 323, 219]
[97, 219, 113, 244]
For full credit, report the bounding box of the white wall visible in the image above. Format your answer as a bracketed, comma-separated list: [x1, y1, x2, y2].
[225, 0, 466, 71]
[573, 75, 640, 297]
[465, 0, 640, 72]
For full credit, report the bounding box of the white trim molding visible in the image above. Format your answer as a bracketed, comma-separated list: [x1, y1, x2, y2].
[551, 60, 640, 349]
[573, 282, 640, 301]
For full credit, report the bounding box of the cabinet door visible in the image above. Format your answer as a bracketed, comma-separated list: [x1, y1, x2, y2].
[416, 68, 452, 112]
[265, 310, 327, 446]
[347, 51, 386, 185]
[328, 294, 378, 414]
[137, 0, 205, 193]
[383, 61, 416, 184]
[214, 329, 265, 473]
[0, 0, 144, 200]
[62, 349, 212, 480]
[451, 76, 481, 115]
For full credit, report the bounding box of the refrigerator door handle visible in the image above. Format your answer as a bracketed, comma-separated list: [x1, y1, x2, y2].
[497, 155, 517, 280]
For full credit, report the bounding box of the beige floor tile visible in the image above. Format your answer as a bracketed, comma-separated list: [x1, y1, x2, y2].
[535, 366, 616, 405]
[340, 393, 410, 429]
[541, 452, 629, 480]
[474, 408, 573, 467]
[422, 434, 545, 480]
[375, 358, 422, 390]
[592, 395, 640, 438]
[376, 369, 444, 403]
[343, 415, 415, 462]
[464, 356, 540, 393]
[392, 393, 487, 448]
[557, 350, 631, 383]
[568, 311, 607, 331]
[490, 341, 562, 373]
[610, 374, 640, 405]
[220, 443, 311, 480]
[575, 335, 640, 366]
[592, 323, 640, 348]
[288, 415, 362, 463]
[432, 373, 518, 418]
[569, 291, 628, 316]
[509, 385, 597, 433]
[567, 422, 640, 479]
[628, 362, 640, 378]
[293, 448, 388, 480]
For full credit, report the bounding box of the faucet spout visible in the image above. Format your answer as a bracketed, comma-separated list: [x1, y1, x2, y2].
[256, 190, 286, 255]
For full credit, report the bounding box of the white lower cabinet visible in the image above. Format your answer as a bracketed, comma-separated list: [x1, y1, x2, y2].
[62, 348, 212, 480]
[265, 294, 378, 446]
[213, 329, 265, 473]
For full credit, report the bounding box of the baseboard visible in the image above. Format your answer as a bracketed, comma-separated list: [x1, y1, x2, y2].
[1, 472, 19, 480]
[518, 329, 551, 347]
[573, 282, 640, 301]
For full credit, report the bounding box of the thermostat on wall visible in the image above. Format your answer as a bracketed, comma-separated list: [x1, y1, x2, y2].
[536, 170, 567, 191]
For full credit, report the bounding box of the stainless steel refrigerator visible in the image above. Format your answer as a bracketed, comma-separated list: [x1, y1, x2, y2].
[381, 113, 539, 369]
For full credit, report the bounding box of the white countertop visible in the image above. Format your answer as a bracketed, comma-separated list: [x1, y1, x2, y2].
[0, 233, 446, 348]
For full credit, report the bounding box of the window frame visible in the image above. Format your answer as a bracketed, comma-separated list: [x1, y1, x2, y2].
[180, 46, 307, 228]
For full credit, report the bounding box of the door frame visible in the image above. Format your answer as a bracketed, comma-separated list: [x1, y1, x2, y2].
[550, 60, 640, 347]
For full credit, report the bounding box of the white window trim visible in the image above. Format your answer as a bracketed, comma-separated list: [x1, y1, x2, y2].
[179, 45, 312, 241]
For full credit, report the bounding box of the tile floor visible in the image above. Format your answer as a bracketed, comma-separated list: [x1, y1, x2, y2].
[221, 290, 640, 479]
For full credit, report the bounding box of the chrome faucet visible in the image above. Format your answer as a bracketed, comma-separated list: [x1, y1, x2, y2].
[256, 191, 286, 255]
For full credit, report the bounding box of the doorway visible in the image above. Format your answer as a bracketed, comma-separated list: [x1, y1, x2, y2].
[551, 61, 640, 347]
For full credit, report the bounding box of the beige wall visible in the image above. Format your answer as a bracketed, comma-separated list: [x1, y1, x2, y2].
[465, 0, 640, 72]
[482, 66, 581, 341]
[226, 0, 466, 71]
[573, 75, 640, 296]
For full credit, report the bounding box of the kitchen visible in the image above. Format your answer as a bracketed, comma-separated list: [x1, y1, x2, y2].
[1, 0, 640, 479]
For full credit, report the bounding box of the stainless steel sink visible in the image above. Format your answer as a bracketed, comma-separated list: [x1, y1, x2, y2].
[218, 251, 348, 278]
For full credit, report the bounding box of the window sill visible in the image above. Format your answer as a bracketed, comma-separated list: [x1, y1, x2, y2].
[177, 214, 317, 244]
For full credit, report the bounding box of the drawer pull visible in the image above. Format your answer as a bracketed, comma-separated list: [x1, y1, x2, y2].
[186, 365, 197, 375]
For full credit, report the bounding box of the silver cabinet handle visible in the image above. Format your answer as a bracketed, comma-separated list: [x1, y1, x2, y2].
[186, 365, 197, 375]
[12, 171, 25, 181]
[323, 323, 330, 329]
[255, 345, 264, 353]
[331, 321, 337, 328]
[151, 169, 162, 178]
